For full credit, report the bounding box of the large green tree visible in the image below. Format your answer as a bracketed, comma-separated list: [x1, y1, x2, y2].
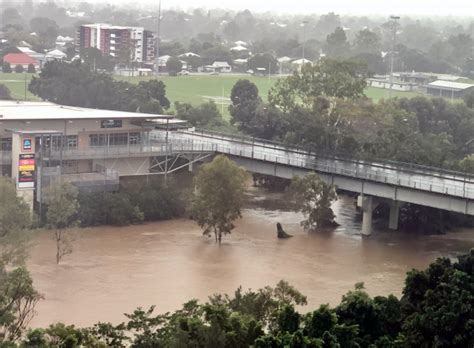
[290, 172, 338, 230]
[229, 79, 261, 133]
[165, 56, 183, 76]
[247, 53, 278, 74]
[175, 101, 225, 129]
[401, 251, 474, 347]
[192, 155, 249, 243]
[325, 27, 350, 58]
[353, 29, 381, 55]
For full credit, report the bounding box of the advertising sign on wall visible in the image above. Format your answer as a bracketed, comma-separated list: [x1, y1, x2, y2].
[18, 154, 35, 189]
[101, 120, 122, 128]
[22, 138, 33, 152]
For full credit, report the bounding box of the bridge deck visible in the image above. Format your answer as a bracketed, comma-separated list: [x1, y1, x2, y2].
[160, 130, 474, 201]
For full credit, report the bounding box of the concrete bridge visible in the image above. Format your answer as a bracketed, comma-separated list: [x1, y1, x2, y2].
[50, 128, 473, 236]
[155, 129, 474, 235]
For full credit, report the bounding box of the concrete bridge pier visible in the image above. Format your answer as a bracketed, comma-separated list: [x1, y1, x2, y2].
[358, 195, 377, 236]
[389, 200, 401, 230]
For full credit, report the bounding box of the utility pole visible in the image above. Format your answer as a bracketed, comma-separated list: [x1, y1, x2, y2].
[389, 15, 400, 99]
[155, 0, 162, 76]
[302, 20, 309, 63]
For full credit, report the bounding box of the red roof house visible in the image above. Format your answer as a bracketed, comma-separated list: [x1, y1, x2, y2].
[3, 53, 39, 69]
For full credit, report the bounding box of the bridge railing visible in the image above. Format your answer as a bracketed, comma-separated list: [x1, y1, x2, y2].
[163, 138, 474, 200]
[48, 138, 474, 199]
[180, 128, 474, 183]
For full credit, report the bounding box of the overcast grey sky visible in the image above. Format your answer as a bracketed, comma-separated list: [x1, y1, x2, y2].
[113, 0, 474, 17]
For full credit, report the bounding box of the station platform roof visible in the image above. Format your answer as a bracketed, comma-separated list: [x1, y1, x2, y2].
[0, 101, 173, 121]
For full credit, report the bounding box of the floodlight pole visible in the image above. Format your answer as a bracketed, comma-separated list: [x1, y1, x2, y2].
[155, 0, 162, 76]
[389, 15, 400, 99]
[302, 20, 309, 62]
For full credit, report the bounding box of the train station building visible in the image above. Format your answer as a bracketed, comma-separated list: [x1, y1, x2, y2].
[0, 101, 183, 210]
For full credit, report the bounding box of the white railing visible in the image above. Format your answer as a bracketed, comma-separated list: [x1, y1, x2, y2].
[50, 137, 474, 200]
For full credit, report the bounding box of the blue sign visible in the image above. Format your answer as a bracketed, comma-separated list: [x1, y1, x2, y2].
[22, 138, 32, 151]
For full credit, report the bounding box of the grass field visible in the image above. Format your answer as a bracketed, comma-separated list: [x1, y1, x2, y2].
[116, 75, 421, 117]
[0, 73, 421, 117]
[0, 73, 38, 101]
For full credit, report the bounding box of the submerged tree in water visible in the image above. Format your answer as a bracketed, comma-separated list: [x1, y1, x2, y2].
[45, 182, 79, 264]
[192, 155, 249, 243]
[290, 172, 338, 230]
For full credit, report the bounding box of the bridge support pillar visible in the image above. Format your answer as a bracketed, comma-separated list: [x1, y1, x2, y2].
[358, 195, 375, 236]
[389, 200, 400, 230]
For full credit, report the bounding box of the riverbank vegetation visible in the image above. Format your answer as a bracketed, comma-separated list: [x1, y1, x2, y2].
[76, 179, 186, 227]
[0, 177, 42, 342]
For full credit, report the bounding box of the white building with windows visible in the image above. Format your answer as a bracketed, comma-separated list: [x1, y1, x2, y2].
[0, 101, 183, 210]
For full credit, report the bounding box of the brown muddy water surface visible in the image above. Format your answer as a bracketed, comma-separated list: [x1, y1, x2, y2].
[28, 193, 474, 327]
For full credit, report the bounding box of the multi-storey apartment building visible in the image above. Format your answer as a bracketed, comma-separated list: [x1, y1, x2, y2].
[78, 24, 156, 64]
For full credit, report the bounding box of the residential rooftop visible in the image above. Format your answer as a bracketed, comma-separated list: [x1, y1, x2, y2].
[427, 80, 474, 91]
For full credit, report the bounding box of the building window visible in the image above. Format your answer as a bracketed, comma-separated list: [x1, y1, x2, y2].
[1, 138, 12, 151]
[89, 134, 107, 147]
[109, 133, 128, 146]
[89, 133, 143, 147]
[129, 133, 141, 145]
[67, 136, 78, 148]
[51, 135, 78, 149]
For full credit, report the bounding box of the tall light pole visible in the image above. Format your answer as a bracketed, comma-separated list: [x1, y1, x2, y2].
[389, 15, 400, 98]
[302, 20, 309, 63]
[155, 0, 162, 76]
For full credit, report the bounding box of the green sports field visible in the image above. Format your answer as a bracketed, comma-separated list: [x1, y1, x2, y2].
[0, 73, 38, 101]
[0, 73, 420, 117]
[115, 75, 421, 117]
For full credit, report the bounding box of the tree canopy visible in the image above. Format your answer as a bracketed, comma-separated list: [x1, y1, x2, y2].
[29, 61, 170, 114]
[192, 155, 249, 243]
[290, 173, 338, 229]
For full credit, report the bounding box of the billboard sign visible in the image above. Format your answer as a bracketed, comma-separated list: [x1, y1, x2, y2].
[18, 154, 35, 189]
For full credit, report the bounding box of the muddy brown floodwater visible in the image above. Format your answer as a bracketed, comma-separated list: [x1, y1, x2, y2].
[28, 193, 474, 328]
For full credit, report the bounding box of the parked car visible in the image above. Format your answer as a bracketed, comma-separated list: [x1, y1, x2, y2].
[178, 70, 190, 76]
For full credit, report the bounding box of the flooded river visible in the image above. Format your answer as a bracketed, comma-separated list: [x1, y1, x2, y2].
[28, 193, 474, 328]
